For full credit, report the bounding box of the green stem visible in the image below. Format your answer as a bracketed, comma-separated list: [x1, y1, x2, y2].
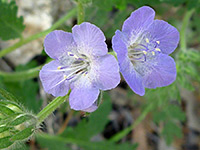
[0, 65, 42, 82]
[37, 93, 70, 125]
[0, 8, 77, 58]
[180, 8, 195, 51]
[77, 1, 85, 24]
[109, 103, 154, 142]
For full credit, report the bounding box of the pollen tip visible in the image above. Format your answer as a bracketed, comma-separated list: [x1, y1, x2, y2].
[64, 75, 67, 79]
[152, 51, 155, 55]
[156, 41, 160, 44]
[57, 66, 62, 70]
[145, 38, 149, 43]
[155, 48, 161, 52]
[143, 51, 147, 55]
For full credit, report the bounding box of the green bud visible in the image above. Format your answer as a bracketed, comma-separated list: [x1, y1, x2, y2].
[0, 100, 37, 149]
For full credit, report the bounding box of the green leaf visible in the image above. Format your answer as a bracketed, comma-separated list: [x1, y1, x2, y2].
[0, 126, 10, 133]
[37, 134, 137, 150]
[0, 104, 15, 115]
[162, 121, 183, 145]
[0, 87, 18, 102]
[9, 114, 35, 126]
[10, 126, 34, 141]
[2, 80, 42, 113]
[37, 134, 71, 150]
[0, 0, 25, 40]
[0, 136, 14, 149]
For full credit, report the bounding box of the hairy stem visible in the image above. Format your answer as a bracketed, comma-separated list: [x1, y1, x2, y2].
[0, 8, 76, 58]
[180, 8, 195, 51]
[37, 93, 70, 125]
[77, 1, 85, 24]
[109, 103, 154, 142]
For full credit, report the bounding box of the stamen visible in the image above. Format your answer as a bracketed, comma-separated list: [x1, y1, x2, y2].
[152, 51, 155, 55]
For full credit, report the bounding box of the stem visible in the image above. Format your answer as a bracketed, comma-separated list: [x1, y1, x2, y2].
[37, 93, 70, 125]
[109, 103, 154, 142]
[0, 8, 77, 58]
[180, 8, 195, 51]
[77, 1, 85, 24]
[0, 65, 42, 82]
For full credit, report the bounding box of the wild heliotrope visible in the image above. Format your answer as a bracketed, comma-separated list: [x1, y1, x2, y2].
[112, 6, 179, 96]
[39, 22, 120, 112]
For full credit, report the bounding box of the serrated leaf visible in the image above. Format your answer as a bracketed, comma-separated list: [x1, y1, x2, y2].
[0, 0, 25, 40]
[162, 121, 182, 145]
[167, 105, 186, 121]
[10, 126, 34, 141]
[0, 136, 14, 149]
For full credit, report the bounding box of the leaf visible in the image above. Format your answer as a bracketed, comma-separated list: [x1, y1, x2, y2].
[0, 87, 18, 102]
[37, 134, 137, 150]
[0, 104, 15, 115]
[162, 121, 183, 145]
[0, 126, 10, 133]
[0, 0, 25, 40]
[9, 114, 34, 126]
[10, 126, 34, 141]
[2, 80, 42, 113]
[0, 136, 14, 149]
[37, 134, 71, 150]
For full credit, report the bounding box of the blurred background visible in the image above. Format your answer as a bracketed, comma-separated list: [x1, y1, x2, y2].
[0, 0, 200, 150]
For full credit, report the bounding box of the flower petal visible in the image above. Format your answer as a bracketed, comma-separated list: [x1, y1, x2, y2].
[112, 30, 145, 96]
[147, 20, 179, 54]
[120, 57, 145, 96]
[82, 103, 98, 112]
[44, 30, 76, 59]
[39, 60, 70, 97]
[72, 22, 107, 57]
[90, 54, 120, 90]
[69, 75, 100, 111]
[112, 30, 128, 62]
[122, 6, 155, 39]
[142, 54, 176, 88]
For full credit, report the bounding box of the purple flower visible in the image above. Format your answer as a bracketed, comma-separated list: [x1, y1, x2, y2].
[39, 22, 120, 112]
[112, 6, 179, 96]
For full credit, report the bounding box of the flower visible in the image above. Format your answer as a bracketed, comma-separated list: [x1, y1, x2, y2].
[39, 22, 120, 112]
[112, 6, 179, 96]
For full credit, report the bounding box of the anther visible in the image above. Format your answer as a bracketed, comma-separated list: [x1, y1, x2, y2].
[143, 51, 147, 55]
[67, 52, 74, 56]
[152, 51, 155, 55]
[64, 75, 67, 79]
[155, 48, 161, 52]
[145, 38, 150, 43]
[156, 41, 160, 44]
[57, 66, 62, 70]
